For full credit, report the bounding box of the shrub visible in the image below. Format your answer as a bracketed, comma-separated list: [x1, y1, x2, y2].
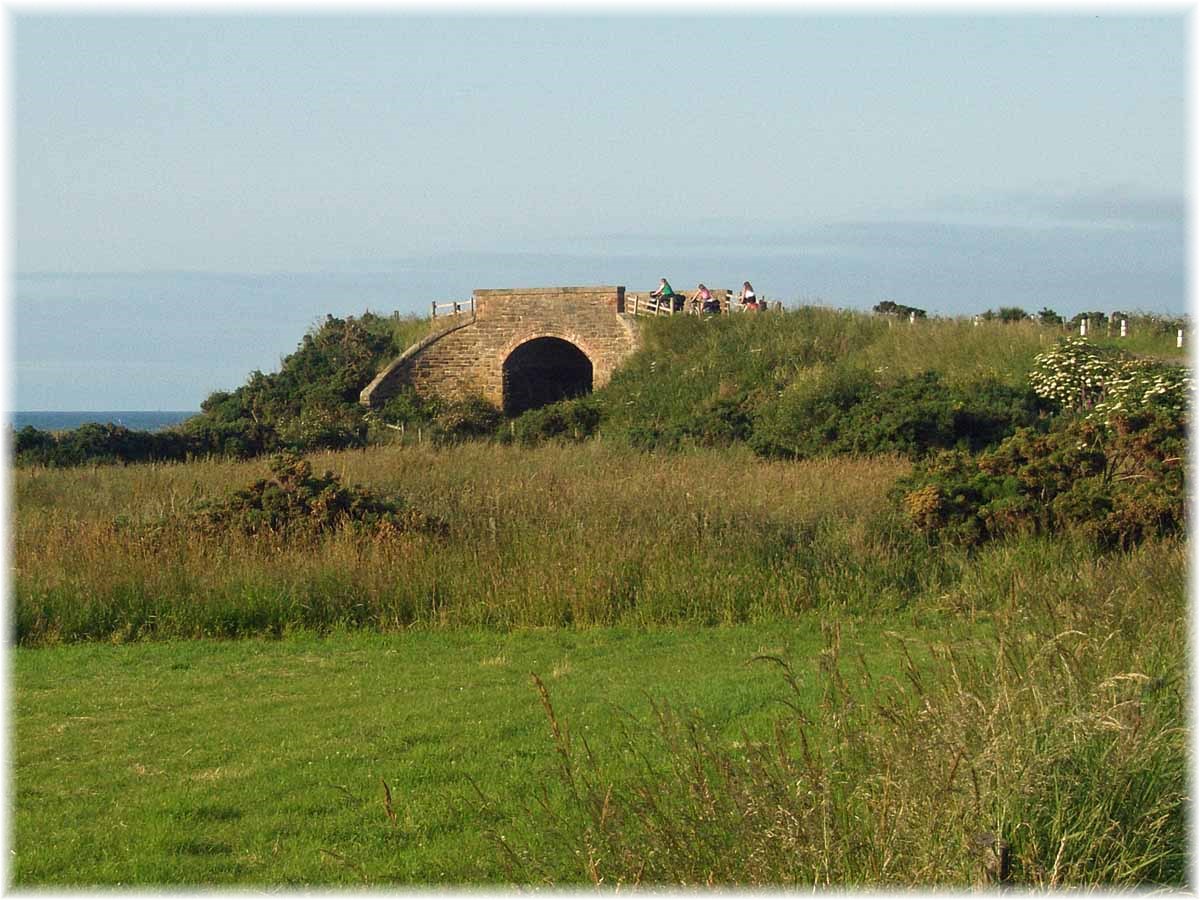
[432, 397, 503, 444]
[186, 312, 418, 456]
[682, 386, 755, 447]
[510, 397, 602, 446]
[14, 426, 57, 464]
[1028, 337, 1120, 411]
[190, 451, 445, 538]
[1029, 337, 1191, 424]
[896, 411, 1186, 550]
[748, 364, 873, 459]
[14, 423, 199, 467]
[752, 370, 1041, 461]
[874, 300, 927, 319]
[377, 388, 441, 427]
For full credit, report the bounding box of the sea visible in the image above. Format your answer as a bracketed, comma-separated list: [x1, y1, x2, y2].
[10, 411, 197, 432]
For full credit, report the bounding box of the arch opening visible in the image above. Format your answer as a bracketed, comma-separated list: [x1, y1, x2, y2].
[502, 337, 593, 415]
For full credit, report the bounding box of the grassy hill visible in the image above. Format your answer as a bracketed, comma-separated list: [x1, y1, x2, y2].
[11, 305, 1190, 887]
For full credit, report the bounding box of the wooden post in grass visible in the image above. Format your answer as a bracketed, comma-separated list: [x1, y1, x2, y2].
[431, 301, 437, 319]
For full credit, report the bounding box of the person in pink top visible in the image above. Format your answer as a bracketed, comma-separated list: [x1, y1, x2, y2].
[693, 283, 720, 315]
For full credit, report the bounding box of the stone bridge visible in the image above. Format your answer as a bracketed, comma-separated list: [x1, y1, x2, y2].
[360, 286, 640, 415]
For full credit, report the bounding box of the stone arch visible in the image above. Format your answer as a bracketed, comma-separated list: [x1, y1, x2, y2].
[501, 334, 595, 415]
[360, 287, 639, 412]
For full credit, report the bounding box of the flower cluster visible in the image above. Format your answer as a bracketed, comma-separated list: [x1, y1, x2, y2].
[1028, 338, 1114, 410]
[1091, 360, 1192, 422]
[1029, 337, 1191, 425]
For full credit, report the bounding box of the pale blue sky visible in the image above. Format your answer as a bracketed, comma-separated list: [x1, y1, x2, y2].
[11, 12, 1189, 409]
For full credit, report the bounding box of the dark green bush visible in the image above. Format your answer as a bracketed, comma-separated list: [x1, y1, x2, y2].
[874, 299, 927, 319]
[510, 397, 601, 446]
[190, 451, 445, 538]
[432, 397, 503, 444]
[14, 423, 199, 467]
[895, 411, 1186, 550]
[378, 388, 441, 427]
[186, 312, 414, 457]
[752, 371, 1042, 461]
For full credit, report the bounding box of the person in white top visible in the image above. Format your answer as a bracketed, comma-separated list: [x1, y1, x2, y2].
[740, 281, 759, 311]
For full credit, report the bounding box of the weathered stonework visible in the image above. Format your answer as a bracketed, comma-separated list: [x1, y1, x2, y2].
[360, 286, 640, 412]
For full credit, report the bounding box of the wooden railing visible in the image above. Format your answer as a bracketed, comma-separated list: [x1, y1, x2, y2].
[431, 298, 475, 319]
[625, 290, 778, 318]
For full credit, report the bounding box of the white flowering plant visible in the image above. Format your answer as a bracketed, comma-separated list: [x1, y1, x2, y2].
[1029, 337, 1191, 426]
[1027, 338, 1115, 411]
[1091, 360, 1192, 423]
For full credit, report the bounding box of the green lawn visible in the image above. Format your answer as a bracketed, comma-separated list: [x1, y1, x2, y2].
[14, 619, 972, 885]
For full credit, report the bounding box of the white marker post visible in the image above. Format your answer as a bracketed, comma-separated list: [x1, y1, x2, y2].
[909, 311, 915, 325]
[1178, 328, 1184, 349]
[1080, 318, 1088, 337]
[1120, 319, 1127, 338]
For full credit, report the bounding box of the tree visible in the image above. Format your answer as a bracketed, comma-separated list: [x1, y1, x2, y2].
[998, 307, 1030, 322]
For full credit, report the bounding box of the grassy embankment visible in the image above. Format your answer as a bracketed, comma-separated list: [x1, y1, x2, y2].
[12, 310, 1189, 886]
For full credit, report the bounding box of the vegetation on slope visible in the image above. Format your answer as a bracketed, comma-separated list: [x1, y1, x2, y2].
[14, 312, 430, 465]
[13, 305, 1187, 468]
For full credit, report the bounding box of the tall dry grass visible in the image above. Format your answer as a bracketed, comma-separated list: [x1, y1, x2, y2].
[15, 442, 928, 642]
[14, 441, 1186, 650]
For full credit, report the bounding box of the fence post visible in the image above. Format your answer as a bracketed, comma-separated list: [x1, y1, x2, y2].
[909, 311, 915, 325]
[1178, 328, 1184, 348]
[1120, 319, 1127, 338]
[1080, 317, 1088, 337]
[431, 301, 437, 319]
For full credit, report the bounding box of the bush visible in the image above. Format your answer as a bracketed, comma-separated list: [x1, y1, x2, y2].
[752, 370, 1042, 461]
[185, 312, 418, 457]
[1029, 337, 1191, 423]
[1027, 337, 1119, 411]
[190, 451, 445, 538]
[682, 386, 755, 447]
[749, 364, 874, 459]
[510, 397, 602, 446]
[14, 423, 199, 467]
[895, 411, 1186, 550]
[874, 300, 927, 319]
[377, 388, 441, 427]
[432, 397, 503, 444]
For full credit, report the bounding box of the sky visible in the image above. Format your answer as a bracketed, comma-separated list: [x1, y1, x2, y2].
[9, 9, 1190, 410]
